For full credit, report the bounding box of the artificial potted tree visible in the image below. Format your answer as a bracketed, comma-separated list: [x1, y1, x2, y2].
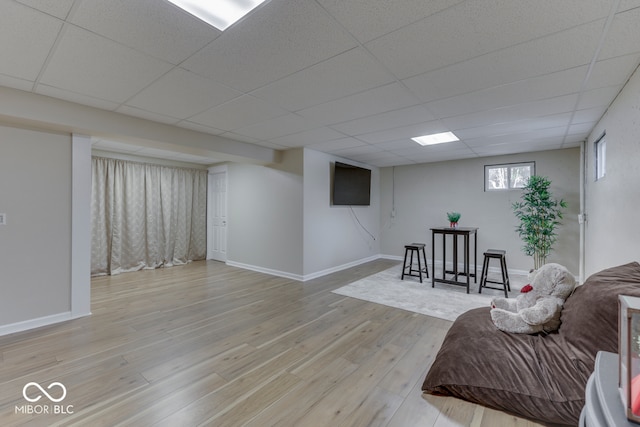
[512, 175, 567, 270]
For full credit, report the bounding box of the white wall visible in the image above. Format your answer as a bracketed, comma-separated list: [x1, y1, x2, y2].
[380, 148, 580, 274]
[0, 125, 72, 325]
[226, 148, 381, 280]
[584, 65, 640, 276]
[226, 149, 304, 278]
[303, 149, 380, 277]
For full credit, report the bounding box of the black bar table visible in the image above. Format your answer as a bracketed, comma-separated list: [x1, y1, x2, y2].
[430, 226, 478, 293]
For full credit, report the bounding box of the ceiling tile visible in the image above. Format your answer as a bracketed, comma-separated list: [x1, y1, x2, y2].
[577, 86, 624, 109]
[473, 141, 562, 157]
[331, 144, 382, 157]
[368, 156, 414, 167]
[426, 66, 586, 119]
[70, 0, 218, 64]
[329, 105, 434, 136]
[454, 112, 573, 140]
[441, 94, 578, 131]
[393, 146, 477, 163]
[396, 140, 469, 154]
[317, 0, 463, 43]
[463, 126, 568, 148]
[619, 1, 640, 10]
[3, 0, 640, 167]
[15, 0, 75, 19]
[587, 54, 640, 90]
[371, 139, 418, 151]
[568, 121, 596, 136]
[126, 68, 242, 119]
[0, 2, 62, 81]
[403, 21, 602, 103]
[251, 47, 395, 111]
[308, 137, 367, 152]
[38, 25, 173, 103]
[354, 150, 406, 163]
[181, 0, 357, 92]
[232, 114, 320, 141]
[600, 7, 640, 60]
[366, 0, 611, 80]
[571, 107, 607, 125]
[356, 121, 450, 144]
[189, 95, 289, 132]
[268, 127, 346, 147]
[297, 83, 420, 125]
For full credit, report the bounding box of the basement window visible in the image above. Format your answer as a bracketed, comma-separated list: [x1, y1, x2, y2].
[595, 134, 606, 181]
[485, 162, 534, 191]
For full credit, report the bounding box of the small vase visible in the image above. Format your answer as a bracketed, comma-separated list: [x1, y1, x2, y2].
[450, 222, 458, 228]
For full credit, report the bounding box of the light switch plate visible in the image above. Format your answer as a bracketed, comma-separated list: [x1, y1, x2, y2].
[0, 213, 6, 225]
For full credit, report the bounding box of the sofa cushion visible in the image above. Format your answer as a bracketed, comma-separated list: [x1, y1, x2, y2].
[561, 261, 640, 364]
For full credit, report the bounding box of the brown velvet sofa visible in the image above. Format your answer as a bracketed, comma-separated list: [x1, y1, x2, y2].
[422, 261, 640, 426]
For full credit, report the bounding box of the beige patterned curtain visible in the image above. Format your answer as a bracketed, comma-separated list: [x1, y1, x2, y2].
[91, 157, 207, 276]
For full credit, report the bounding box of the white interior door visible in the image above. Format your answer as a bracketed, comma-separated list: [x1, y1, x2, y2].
[207, 166, 228, 262]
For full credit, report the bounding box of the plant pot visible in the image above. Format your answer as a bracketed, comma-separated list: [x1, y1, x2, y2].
[450, 222, 458, 228]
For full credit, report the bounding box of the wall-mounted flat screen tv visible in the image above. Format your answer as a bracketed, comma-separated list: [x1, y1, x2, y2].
[332, 162, 371, 206]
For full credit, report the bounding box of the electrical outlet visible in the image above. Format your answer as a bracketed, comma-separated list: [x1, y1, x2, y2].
[0, 213, 5, 225]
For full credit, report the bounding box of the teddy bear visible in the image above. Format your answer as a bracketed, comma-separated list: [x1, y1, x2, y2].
[490, 263, 576, 334]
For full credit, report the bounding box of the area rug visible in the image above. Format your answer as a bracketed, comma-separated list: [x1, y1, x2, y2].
[332, 265, 526, 322]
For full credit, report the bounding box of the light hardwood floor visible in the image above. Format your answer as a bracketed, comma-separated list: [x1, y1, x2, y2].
[0, 260, 543, 426]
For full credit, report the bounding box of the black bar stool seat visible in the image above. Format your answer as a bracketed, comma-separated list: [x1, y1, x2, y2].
[479, 249, 511, 298]
[401, 243, 429, 283]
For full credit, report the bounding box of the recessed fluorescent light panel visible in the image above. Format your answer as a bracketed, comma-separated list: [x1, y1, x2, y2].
[412, 131, 459, 146]
[167, 0, 268, 31]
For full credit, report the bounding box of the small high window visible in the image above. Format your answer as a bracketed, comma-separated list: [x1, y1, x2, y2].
[595, 134, 606, 181]
[485, 162, 535, 191]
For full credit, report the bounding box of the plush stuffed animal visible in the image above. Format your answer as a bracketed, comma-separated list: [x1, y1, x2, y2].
[490, 263, 576, 334]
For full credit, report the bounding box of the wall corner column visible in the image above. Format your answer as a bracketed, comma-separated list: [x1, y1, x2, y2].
[71, 134, 92, 318]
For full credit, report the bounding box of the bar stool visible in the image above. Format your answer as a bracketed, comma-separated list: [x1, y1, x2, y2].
[479, 249, 511, 298]
[401, 243, 429, 283]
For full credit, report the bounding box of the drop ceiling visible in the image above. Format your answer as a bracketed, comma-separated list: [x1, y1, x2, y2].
[2, 0, 640, 167]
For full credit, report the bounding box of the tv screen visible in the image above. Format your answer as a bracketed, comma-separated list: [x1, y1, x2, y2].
[333, 162, 371, 206]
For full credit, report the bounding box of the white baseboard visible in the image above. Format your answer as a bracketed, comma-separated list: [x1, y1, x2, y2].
[227, 255, 382, 282]
[301, 255, 381, 281]
[380, 254, 403, 261]
[0, 311, 89, 337]
[225, 260, 304, 281]
[228, 254, 534, 283]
